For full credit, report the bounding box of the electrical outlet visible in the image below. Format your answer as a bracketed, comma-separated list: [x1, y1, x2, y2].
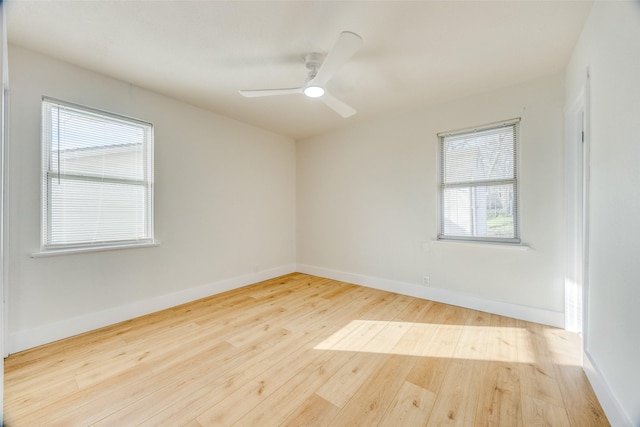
[423, 275, 430, 286]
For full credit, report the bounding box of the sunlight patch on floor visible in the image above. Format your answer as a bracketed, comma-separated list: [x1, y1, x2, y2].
[314, 320, 539, 363]
[543, 327, 582, 366]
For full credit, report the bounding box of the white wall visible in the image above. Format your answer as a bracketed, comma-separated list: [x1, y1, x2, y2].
[566, 2, 640, 426]
[297, 73, 566, 325]
[7, 46, 296, 353]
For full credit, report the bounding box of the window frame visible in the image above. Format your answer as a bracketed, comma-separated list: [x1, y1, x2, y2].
[437, 118, 521, 245]
[40, 97, 155, 253]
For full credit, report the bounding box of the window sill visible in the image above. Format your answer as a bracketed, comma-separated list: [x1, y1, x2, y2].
[31, 241, 160, 258]
[431, 239, 531, 251]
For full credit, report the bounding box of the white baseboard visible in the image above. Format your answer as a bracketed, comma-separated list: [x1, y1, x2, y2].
[8, 264, 296, 354]
[296, 264, 564, 328]
[583, 351, 633, 427]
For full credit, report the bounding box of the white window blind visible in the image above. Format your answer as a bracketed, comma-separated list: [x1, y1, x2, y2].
[41, 98, 154, 250]
[438, 119, 520, 243]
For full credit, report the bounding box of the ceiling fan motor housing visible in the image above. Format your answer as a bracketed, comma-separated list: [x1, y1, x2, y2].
[304, 52, 324, 81]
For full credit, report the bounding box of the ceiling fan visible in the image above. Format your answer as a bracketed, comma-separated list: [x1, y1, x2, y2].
[239, 31, 363, 118]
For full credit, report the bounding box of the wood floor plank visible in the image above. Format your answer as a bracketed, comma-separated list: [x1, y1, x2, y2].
[90, 344, 240, 426]
[40, 340, 237, 426]
[40, 366, 159, 426]
[3, 376, 80, 421]
[328, 354, 418, 426]
[3, 273, 610, 427]
[232, 350, 352, 426]
[544, 327, 609, 426]
[315, 351, 388, 408]
[472, 314, 524, 427]
[522, 394, 572, 426]
[327, 294, 446, 426]
[139, 283, 395, 425]
[406, 303, 467, 393]
[518, 321, 569, 410]
[475, 362, 523, 427]
[426, 358, 479, 426]
[431, 310, 494, 426]
[96, 327, 300, 426]
[378, 380, 436, 427]
[191, 340, 327, 426]
[280, 393, 340, 427]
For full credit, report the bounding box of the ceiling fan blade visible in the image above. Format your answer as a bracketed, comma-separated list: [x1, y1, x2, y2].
[312, 31, 363, 87]
[238, 87, 303, 98]
[320, 91, 357, 118]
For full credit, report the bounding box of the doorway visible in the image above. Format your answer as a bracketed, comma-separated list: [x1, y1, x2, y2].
[564, 71, 590, 347]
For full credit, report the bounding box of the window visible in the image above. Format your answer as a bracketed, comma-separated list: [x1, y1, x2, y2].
[438, 118, 520, 244]
[41, 98, 154, 251]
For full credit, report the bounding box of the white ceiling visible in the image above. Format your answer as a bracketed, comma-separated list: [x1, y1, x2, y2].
[7, 1, 593, 140]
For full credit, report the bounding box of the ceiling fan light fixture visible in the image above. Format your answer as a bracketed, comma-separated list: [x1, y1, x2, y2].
[304, 85, 325, 98]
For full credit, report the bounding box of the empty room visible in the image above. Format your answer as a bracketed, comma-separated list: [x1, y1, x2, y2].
[1, 1, 638, 426]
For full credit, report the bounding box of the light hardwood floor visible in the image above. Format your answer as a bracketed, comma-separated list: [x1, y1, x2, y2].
[4, 273, 608, 426]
